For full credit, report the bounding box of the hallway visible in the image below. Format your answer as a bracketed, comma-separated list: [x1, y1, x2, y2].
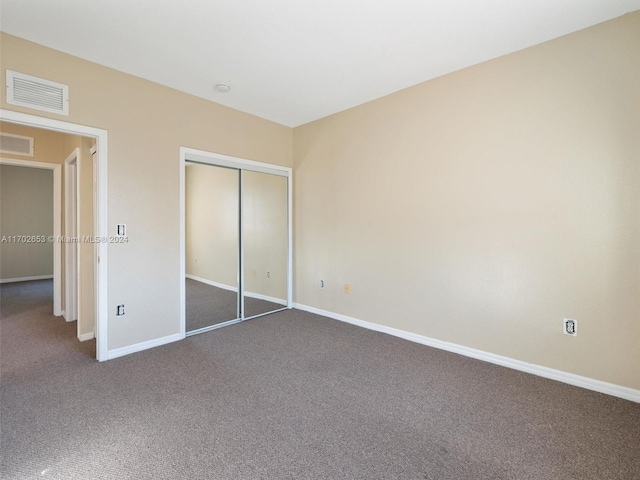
[0, 279, 95, 376]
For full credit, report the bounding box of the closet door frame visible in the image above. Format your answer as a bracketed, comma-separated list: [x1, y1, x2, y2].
[179, 147, 293, 339]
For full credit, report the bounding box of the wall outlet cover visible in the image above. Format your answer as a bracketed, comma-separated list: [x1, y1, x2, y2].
[563, 318, 577, 336]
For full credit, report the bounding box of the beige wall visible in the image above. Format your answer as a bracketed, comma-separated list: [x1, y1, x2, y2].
[1, 33, 292, 350]
[1, 120, 70, 165]
[293, 12, 640, 390]
[0, 165, 53, 279]
[185, 163, 239, 288]
[2, 14, 637, 391]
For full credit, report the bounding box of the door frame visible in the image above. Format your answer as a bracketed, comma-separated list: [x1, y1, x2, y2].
[63, 148, 79, 324]
[179, 146, 293, 339]
[0, 157, 62, 315]
[1, 109, 109, 361]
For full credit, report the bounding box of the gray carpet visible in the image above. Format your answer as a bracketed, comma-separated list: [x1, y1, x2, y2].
[186, 278, 239, 330]
[1, 280, 639, 479]
[186, 278, 285, 332]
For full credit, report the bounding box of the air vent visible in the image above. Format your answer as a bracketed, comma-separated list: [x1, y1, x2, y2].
[0, 132, 34, 156]
[6, 70, 69, 116]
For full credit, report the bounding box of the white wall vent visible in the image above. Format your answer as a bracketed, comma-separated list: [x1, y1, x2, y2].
[6, 70, 69, 116]
[0, 132, 34, 156]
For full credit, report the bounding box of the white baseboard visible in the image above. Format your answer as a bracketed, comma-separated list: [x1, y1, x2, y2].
[245, 291, 287, 306]
[186, 274, 286, 305]
[0, 274, 54, 284]
[185, 274, 237, 292]
[107, 333, 182, 360]
[78, 332, 94, 342]
[294, 303, 640, 404]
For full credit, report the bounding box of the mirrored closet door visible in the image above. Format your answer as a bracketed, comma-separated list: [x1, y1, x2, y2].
[185, 162, 240, 334]
[182, 148, 291, 337]
[242, 171, 288, 319]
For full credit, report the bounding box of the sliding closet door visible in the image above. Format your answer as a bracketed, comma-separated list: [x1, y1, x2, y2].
[185, 162, 240, 333]
[241, 170, 288, 318]
[181, 147, 292, 336]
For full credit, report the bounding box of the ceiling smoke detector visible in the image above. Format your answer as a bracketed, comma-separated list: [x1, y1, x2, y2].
[215, 83, 231, 93]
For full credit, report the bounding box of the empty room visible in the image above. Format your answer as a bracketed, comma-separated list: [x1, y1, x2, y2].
[1, 1, 638, 479]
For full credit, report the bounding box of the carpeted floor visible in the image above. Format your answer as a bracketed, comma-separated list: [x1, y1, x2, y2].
[186, 278, 285, 332]
[186, 278, 239, 330]
[1, 280, 639, 479]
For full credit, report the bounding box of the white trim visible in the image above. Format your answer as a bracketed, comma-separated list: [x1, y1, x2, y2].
[78, 332, 95, 342]
[64, 148, 79, 323]
[53, 163, 61, 316]
[183, 147, 292, 177]
[0, 157, 62, 315]
[245, 291, 287, 306]
[1, 109, 109, 362]
[239, 169, 245, 317]
[73, 147, 81, 331]
[179, 152, 186, 338]
[185, 318, 244, 337]
[0, 274, 54, 284]
[293, 303, 640, 404]
[243, 307, 288, 322]
[107, 333, 182, 360]
[96, 136, 108, 362]
[90, 146, 98, 347]
[185, 274, 237, 292]
[287, 170, 293, 308]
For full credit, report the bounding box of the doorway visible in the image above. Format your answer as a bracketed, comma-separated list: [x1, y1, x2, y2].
[0, 158, 61, 312]
[0, 109, 109, 361]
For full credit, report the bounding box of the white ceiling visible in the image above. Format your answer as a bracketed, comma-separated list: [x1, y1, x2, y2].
[1, 0, 639, 127]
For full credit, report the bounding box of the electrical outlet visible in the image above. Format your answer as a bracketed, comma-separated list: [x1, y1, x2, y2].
[195, 258, 198, 264]
[344, 283, 351, 294]
[563, 318, 577, 336]
[266, 271, 271, 279]
[116, 224, 126, 236]
[320, 279, 324, 288]
[116, 304, 125, 316]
